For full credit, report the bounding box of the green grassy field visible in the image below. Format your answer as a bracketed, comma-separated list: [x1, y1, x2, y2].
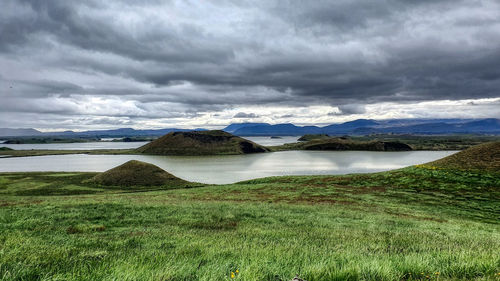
[0, 166, 499, 281]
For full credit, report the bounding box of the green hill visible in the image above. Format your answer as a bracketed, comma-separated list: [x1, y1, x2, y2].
[276, 138, 412, 151]
[91, 160, 189, 187]
[136, 130, 270, 155]
[429, 141, 500, 172]
[298, 134, 330, 141]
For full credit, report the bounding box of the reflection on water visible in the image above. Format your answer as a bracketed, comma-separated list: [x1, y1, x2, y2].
[0, 150, 457, 184]
[244, 136, 300, 146]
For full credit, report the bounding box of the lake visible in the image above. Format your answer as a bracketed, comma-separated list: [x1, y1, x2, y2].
[0, 150, 457, 184]
[0, 136, 300, 150]
[0, 141, 149, 150]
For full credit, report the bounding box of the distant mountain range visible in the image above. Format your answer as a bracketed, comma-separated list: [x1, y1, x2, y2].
[0, 127, 207, 138]
[224, 118, 500, 136]
[1, 118, 499, 138]
[0, 128, 44, 137]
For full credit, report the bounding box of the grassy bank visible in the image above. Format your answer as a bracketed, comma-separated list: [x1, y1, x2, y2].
[0, 149, 135, 158]
[0, 167, 499, 280]
[320, 135, 500, 151]
[1, 137, 99, 144]
[272, 135, 500, 152]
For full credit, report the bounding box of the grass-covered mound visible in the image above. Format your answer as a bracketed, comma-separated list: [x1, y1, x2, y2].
[91, 160, 189, 187]
[298, 134, 330, 141]
[136, 130, 269, 155]
[0, 147, 13, 151]
[428, 141, 500, 172]
[276, 138, 412, 151]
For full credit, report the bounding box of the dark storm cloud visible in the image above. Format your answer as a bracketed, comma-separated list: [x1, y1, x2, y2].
[233, 112, 259, 118]
[329, 104, 366, 116]
[0, 78, 84, 98]
[0, 0, 499, 128]
[0, 0, 230, 63]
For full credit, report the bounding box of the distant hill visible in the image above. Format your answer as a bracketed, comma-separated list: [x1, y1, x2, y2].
[91, 160, 190, 187]
[322, 119, 380, 134]
[136, 130, 270, 155]
[223, 123, 270, 133]
[0, 128, 43, 137]
[226, 118, 500, 136]
[355, 119, 500, 135]
[298, 134, 331, 141]
[0, 127, 206, 138]
[291, 138, 413, 151]
[428, 141, 500, 172]
[2, 118, 499, 138]
[231, 123, 322, 136]
[52, 128, 206, 138]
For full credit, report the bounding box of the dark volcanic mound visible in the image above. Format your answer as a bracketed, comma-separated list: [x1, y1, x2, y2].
[136, 130, 269, 155]
[298, 134, 330, 141]
[429, 141, 500, 172]
[91, 160, 188, 187]
[303, 139, 412, 151]
[381, 141, 413, 151]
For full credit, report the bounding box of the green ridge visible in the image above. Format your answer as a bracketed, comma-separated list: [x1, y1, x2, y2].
[429, 141, 500, 172]
[91, 160, 191, 188]
[136, 130, 270, 155]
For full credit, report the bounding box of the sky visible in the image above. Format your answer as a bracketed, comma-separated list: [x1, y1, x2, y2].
[1, 0, 500, 131]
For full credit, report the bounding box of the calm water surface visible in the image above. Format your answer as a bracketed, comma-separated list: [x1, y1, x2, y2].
[0, 141, 149, 150]
[0, 136, 300, 150]
[245, 136, 300, 146]
[0, 150, 457, 184]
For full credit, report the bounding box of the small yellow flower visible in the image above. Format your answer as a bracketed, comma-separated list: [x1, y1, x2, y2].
[435, 272, 440, 275]
[231, 272, 235, 279]
[235, 269, 239, 274]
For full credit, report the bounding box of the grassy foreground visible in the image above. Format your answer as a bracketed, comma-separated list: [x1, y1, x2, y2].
[0, 167, 499, 281]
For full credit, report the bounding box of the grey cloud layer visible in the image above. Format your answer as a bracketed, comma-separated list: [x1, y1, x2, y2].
[1, 0, 499, 128]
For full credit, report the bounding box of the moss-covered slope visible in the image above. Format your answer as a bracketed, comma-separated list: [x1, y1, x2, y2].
[91, 160, 189, 187]
[297, 134, 331, 141]
[429, 141, 500, 172]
